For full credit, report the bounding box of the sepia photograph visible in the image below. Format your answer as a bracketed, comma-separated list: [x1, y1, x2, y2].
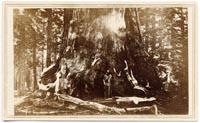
[2, 1, 198, 121]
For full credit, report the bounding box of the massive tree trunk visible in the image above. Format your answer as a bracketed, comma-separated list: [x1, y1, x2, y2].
[124, 8, 162, 90]
[40, 8, 162, 97]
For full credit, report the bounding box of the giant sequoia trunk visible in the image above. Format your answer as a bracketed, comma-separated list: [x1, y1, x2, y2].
[61, 8, 163, 97]
[41, 8, 162, 97]
[124, 8, 162, 90]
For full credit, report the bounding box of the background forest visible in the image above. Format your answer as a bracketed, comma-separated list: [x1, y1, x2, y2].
[14, 8, 188, 115]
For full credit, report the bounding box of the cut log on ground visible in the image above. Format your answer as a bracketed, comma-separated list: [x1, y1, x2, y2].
[58, 94, 157, 114]
[114, 96, 156, 104]
[97, 96, 156, 105]
[58, 94, 121, 114]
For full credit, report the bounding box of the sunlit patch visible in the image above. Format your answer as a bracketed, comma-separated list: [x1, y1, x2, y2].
[102, 10, 126, 33]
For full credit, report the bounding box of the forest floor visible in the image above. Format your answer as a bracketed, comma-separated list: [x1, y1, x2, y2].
[14, 91, 158, 115]
[14, 89, 188, 115]
[14, 91, 28, 106]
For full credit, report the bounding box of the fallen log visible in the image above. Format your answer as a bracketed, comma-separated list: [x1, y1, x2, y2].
[58, 94, 157, 114]
[100, 96, 156, 105]
[58, 94, 121, 114]
[114, 96, 156, 104]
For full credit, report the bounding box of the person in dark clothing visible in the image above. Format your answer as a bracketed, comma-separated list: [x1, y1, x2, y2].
[103, 70, 112, 98]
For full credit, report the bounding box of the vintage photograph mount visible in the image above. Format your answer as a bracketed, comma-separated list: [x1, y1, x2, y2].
[2, 1, 198, 121]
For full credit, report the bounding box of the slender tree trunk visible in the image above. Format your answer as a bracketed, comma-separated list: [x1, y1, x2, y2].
[135, 8, 142, 43]
[42, 49, 44, 71]
[26, 70, 30, 90]
[144, 14, 149, 51]
[46, 9, 52, 67]
[33, 42, 37, 90]
[152, 16, 156, 50]
[180, 8, 188, 96]
[21, 21, 26, 92]
[14, 69, 17, 90]
[181, 8, 187, 61]
[59, 9, 73, 57]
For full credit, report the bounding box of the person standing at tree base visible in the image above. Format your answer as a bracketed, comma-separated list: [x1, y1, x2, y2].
[103, 70, 112, 98]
